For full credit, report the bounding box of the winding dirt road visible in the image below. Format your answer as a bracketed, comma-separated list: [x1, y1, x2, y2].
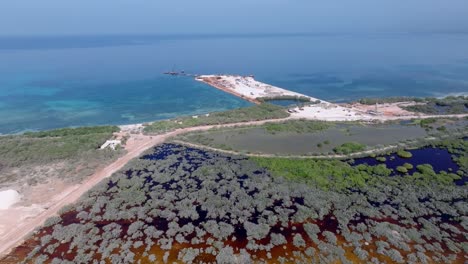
[0, 117, 292, 257]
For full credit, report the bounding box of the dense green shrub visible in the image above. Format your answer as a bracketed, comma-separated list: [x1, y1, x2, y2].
[396, 166, 408, 174]
[24, 126, 119, 138]
[376, 157, 387, 162]
[251, 157, 383, 190]
[403, 163, 414, 170]
[358, 97, 420, 105]
[0, 126, 120, 168]
[403, 96, 468, 114]
[262, 119, 331, 134]
[143, 104, 289, 134]
[333, 142, 366, 154]
[0, 125, 123, 185]
[397, 150, 413, 158]
[418, 118, 437, 128]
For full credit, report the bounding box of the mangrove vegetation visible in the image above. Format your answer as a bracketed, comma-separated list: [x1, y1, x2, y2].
[5, 142, 467, 264]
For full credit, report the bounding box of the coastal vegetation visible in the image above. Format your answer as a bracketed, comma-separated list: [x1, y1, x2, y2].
[251, 157, 378, 190]
[357, 96, 468, 114]
[403, 96, 468, 115]
[143, 103, 289, 134]
[262, 119, 331, 134]
[396, 166, 408, 173]
[333, 142, 366, 154]
[376, 156, 387, 162]
[257, 95, 312, 103]
[0, 126, 123, 187]
[6, 143, 467, 263]
[358, 96, 425, 105]
[417, 118, 437, 128]
[22, 126, 119, 138]
[403, 163, 414, 170]
[396, 150, 413, 158]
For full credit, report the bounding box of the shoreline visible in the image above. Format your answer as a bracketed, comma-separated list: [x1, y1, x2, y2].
[1, 75, 467, 136]
[1, 74, 467, 257]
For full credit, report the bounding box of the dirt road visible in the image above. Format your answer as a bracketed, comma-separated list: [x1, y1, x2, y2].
[0, 117, 293, 257]
[0, 134, 165, 256]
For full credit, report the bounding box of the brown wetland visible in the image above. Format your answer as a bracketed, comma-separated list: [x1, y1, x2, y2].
[2, 143, 466, 264]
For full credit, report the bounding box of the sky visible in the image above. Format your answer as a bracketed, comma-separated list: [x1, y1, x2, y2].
[1, 0, 468, 35]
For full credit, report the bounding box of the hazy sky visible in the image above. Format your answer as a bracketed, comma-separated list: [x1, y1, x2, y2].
[1, 1, 468, 35]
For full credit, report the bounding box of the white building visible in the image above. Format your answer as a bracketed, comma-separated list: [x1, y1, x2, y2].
[100, 140, 121, 150]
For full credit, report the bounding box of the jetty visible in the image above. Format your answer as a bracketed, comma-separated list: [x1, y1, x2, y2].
[193, 74, 442, 122]
[195, 75, 323, 104]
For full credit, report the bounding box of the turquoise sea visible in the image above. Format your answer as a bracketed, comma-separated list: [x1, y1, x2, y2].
[1, 33, 468, 134]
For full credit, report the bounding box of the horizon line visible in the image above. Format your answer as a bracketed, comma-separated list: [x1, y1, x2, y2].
[1, 30, 468, 38]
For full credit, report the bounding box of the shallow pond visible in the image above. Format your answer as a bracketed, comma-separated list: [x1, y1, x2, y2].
[186, 124, 427, 155]
[265, 99, 306, 107]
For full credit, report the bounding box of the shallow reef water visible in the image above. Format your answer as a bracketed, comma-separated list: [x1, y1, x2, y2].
[3, 144, 467, 264]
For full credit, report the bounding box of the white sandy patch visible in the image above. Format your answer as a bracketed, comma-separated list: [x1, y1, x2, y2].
[290, 104, 368, 121]
[0, 190, 21, 210]
[119, 123, 144, 133]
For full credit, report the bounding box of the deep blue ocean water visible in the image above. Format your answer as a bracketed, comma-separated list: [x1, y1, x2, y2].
[1, 33, 468, 134]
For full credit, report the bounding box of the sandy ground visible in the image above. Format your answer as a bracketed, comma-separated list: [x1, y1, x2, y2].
[345, 102, 425, 117]
[292, 103, 468, 122]
[0, 132, 165, 256]
[289, 103, 366, 121]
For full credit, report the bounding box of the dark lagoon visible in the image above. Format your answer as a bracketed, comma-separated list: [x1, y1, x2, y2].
[352, 147, 459, 174]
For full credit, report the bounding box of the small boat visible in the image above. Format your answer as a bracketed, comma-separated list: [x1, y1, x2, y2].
[163, 71, 179, 75]
[164, 65, 182, 76]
